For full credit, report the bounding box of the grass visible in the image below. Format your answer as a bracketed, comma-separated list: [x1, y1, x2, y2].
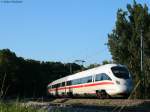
[0, 101, 47, 112]
[0, 74, 46, 112]
[0, 100, 68, 112]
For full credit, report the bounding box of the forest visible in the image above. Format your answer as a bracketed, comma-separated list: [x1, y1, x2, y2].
[108, 1, 150, 98]
[0, 49, 82, 98]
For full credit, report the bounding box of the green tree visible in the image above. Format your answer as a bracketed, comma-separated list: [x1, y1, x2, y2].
[108, 1, 150, 98]
[0, 49, 82, 98]
[102, 60, 112, 65]
[0, 49, 19, 97]
[86, 63, 101, 69]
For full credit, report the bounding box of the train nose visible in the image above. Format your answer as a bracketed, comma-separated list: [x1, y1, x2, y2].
[119, 85, 128, 92]
[125, 80, 133, 91]
[116, 79, 133, 94]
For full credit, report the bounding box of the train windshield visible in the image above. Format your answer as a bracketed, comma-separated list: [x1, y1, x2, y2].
[111, 66, 129, 79]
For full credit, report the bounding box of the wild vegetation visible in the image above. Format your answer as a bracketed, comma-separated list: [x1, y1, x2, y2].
[0, 101, 45, 112]
[108, 1, 150, 98]
[0, 1, 149, 100]
[0, 49, 82, 98]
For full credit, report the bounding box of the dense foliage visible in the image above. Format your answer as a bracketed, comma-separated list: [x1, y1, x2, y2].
[108, 1, 150, 98]
[0, 49, 82, 98]
[0, 101, 45, 112]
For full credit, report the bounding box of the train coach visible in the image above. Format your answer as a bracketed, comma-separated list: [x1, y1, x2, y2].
[47, 64, 133, 98]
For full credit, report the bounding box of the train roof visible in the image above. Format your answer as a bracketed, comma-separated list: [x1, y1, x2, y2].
[48, 64, 124, 86]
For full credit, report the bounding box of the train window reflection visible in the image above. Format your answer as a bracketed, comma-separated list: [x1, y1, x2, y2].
[72, 79, 81, 85]
[95, 73, 111, 81]
[67, 81, 72, 86]
[111, 66, 129, 79]
[81, 76, 92, 83]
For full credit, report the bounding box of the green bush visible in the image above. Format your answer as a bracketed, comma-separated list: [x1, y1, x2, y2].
[0, 101, 44, 112]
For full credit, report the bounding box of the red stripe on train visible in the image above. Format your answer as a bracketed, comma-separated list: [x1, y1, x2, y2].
[48, 81, 114, 92]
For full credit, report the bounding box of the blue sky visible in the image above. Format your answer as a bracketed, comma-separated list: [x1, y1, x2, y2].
[0, 0, 149, 66]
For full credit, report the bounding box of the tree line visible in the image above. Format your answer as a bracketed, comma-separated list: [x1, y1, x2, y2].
[108, 1, 150, 98]
[0, 49, 82, 98]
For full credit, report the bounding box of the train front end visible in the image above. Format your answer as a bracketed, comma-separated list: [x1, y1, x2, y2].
[111, 65, 133, 97]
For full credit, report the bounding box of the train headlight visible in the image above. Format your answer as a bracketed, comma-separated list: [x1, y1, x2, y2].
[116, 80, 120, 85]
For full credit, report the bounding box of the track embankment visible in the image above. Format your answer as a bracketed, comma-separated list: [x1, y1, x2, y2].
[22, 98, 150, 112]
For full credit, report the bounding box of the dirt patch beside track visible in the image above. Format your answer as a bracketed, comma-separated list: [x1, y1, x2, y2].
[22, 98, 150, 112]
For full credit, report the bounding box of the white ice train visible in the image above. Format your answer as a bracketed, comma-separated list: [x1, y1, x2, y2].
[47, 64, 133, 98]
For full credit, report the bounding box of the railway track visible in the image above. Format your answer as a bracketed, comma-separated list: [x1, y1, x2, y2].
[21, 98, 150, 112]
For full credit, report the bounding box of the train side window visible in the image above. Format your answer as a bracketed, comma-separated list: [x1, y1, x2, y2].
[67, 81, 72, 86]
[87, 76, 92, 83]
[52, 85, 55, 88]
[101, 73, 112, 80]
[55, 83, 61, 88]
[57, 84, 59, 88]
[72, 79, 81, 85]
[52, 85, 54, 88]
[62, 82, 65, 87]
[72, 79, 76, 85]
[95, 73, 111, 81]
[95, 74, 102, 81]
[81, 76, 92, 84]
[58, 83, 61, 87]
